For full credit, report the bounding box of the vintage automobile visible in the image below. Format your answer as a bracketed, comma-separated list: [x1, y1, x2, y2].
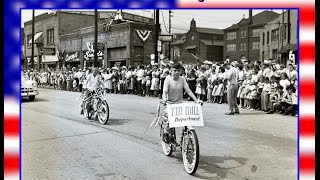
[21, 74, 39, 101]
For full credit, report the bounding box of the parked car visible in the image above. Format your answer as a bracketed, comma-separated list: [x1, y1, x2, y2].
[22, 74, 39, 101]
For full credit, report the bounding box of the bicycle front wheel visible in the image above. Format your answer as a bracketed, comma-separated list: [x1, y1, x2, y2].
[97, 100, 109, 124]
[182, 130, 199, 175]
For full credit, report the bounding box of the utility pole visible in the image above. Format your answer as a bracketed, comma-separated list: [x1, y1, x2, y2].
[169, 10, 172, 61]
[31, 9, 35, 69]
[154, 10, 160, 64]
[94, 9, 98, 67]
[287, 9, 291, 44]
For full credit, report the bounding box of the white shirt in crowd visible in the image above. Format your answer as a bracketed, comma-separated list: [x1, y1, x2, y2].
[225, 66, 238, 85]
[137, 69, 145, 81]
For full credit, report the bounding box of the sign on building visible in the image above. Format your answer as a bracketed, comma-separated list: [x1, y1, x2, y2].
[39, 47, 56, 55]
[65, 52, 80, 62]
[42, 55, 59, 62]
[167, 103, 204, 128]
[159, 35, 173, 42]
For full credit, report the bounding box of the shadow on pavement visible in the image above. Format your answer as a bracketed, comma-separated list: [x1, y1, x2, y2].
[167, 153, 248, 179]
[106, 118, 130, 126]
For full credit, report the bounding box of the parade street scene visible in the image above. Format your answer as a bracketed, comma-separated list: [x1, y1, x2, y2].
[22, 9, 298, 179]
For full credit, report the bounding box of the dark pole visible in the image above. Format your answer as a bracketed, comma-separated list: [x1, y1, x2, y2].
[169, 10, 172, 61]
[287, 10, 291, 44]
[94, 9, 98, 67]
[31, 10, 35, 69]
[154, 10, 160, 63]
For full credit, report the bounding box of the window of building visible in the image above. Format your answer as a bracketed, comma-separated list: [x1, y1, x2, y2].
[262, 33, 265, 45]
[27, 35, 32, 47]
[262, 51, 265, 60]
[267, 31, 270, 44]
[47, 29, 54, 44]
[227, 44, 236, 51]
[240, 43, 246, 50]
[272, 49, 278, 59]
[240, 30, 246, 38]
[271, 29, 279, 41]
[252, 42, 260, 49]
[252, 29, 260, 37]
[226, 32, 237, 40]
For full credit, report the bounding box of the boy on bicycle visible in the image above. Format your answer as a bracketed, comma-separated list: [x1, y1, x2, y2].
[162, 63, 202, 143]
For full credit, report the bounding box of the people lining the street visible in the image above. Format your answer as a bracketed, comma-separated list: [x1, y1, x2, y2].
[22, 57, 298, 117]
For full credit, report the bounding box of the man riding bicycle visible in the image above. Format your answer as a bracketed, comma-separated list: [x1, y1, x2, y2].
[81, 68, 104, 113]
[162, 63, 202, 143]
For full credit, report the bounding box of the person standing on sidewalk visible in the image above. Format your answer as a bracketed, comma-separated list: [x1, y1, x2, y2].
[224, 62, 239, 115]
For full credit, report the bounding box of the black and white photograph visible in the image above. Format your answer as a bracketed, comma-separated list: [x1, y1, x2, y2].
[21, 9, 298, 179]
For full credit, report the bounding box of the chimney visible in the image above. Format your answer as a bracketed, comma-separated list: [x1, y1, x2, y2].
[249, 9, 252, 24]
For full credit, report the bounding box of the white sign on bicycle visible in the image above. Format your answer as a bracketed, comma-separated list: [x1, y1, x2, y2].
[167, 103, 204, 128]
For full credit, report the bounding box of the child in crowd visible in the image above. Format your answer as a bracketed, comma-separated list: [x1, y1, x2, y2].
[247, 80, 258, 110]
[151, 73, 159, 97]
[206, 75, 214, 103]
[146, 76, 151, 97]
[216, 78, 225, 104]
[266, 86, 284, 114]
[211, 79, 219, 103]
[261, 77, 271, 111]
[195, 74, 206, 101]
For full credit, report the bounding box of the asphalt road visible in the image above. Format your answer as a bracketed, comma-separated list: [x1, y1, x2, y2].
[22, 88, 297, 180]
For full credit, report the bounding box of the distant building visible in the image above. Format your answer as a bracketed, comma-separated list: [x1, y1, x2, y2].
[260, 10, 298, 64]
[23, 11, 97, 69]
[170, 33, 186, 61]
[60, 13, 156, 68]
[24, 10, 156, 69]
[182, 18, 224, 63]
[223, 10, 279, 62]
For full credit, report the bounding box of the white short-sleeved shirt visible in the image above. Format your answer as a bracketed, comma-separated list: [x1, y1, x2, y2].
[163, 76, 189, 103]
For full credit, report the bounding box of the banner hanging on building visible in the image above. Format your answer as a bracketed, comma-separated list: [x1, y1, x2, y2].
[135, 29, 151, 42]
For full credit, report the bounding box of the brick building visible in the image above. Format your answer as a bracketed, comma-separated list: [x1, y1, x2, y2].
[23, 11, 97, 69]
[223, 10, 279, 62]
[60, 20, 156, 68]
[260, 10, 298, 64]
[182, 19, 224, 63]
[170, 33, 186, 61]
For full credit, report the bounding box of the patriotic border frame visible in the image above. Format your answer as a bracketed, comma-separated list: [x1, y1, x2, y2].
[4, 0, 315, 179]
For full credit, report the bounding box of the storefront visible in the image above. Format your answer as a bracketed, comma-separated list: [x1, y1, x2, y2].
[83, 49, 105, 68]
[65, 51, 80, 68]
[41, 55, 59, 69]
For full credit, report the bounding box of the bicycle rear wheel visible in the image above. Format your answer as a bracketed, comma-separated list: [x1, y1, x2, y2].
[160, 123, 173, 156]
[182, 130, 199, 175]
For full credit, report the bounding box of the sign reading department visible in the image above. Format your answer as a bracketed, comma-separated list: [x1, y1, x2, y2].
[167, 103, 204, 128]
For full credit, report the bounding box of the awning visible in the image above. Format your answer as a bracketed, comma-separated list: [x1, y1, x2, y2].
[278, 44, 297, 54]
[185, 45, 197, 50]
[28, 32, 43, 44]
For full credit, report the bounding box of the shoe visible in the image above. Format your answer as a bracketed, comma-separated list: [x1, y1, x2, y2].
[234, 111, 240, 114]
[283, 112, 290, 115]
[225, 112, 234, 115]
[266, 111, 274, 114]
[250, 108, 255, 111]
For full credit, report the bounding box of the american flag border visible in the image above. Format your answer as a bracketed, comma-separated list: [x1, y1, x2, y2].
[4, 0, 315, 179]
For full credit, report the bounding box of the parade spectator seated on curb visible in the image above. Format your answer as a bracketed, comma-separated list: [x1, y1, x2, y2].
[279, 84, 297, 116]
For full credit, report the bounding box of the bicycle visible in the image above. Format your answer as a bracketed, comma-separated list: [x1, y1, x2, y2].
[80, 87, 110, 124]
[150, 101, 203, 175]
